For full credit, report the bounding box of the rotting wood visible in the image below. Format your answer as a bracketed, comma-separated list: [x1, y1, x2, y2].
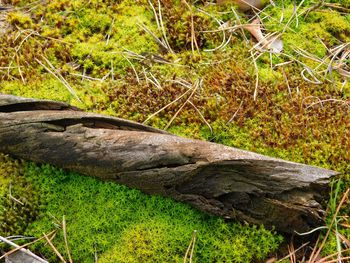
[0, 94, 338, 233]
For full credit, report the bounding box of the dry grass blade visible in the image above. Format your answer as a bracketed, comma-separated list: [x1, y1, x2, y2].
[43, 232, 67, 263]
[137, 21, 169, 51]
[278, 242, 309, 262]
[288, 241, 296, 263]
[321, 256, 350, 263]
[250, 51, 259, 101]
[335, 220, 342, 263]
[282, 0, 306, 33]
[189, 230, 197, 263]
[164, 80, 200, 130]
[188, 101, 213, 135]
[149, 71, 162, 89]
[305, 98, 350, 110]
[326, 43, 349, 77]
[35, 56, 82, 103]
[231, 7, 249, 43]
[198, 8, 229, 52]
[122, 55, 140, 83]
[318, 248, 350, 263]
[294, 226, 328, 236]
[281, 68, 292, 97]
[226, 101, 243, 125]
[62, 216, 73, 263]
[143, 81, 194, 124]
[105, 18, 115, 45]
[148, 0, 160, 30]
[309, 188, 350, 262]
[8, 183, 24, 205]
[183, 230, 197, 263]
[157, 0, 174, 53]
[15, 54, 26, 84]
[70, 73, 104, 82]
[301, 67, 322, 84]
[340, 223, 350, 229]
[182, 0, 199, 54]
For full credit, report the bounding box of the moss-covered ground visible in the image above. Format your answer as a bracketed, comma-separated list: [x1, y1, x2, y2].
[0, 0, 349, 262]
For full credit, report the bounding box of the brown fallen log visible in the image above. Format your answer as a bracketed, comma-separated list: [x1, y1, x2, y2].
[0, 94, 338, 233]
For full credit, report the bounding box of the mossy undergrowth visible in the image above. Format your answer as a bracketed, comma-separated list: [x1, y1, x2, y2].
[0, 0, 350, 261]
[12, 160, 279, 263]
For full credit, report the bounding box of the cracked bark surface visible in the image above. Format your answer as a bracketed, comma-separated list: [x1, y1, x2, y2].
[0, 94, 338, 233]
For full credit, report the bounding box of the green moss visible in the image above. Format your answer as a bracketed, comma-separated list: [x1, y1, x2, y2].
[0, 154, 41, 236]
[7, 11, 33, 28]
[23, 163, 282, 262]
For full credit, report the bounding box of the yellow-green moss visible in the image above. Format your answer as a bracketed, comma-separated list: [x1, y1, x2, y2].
[23, 163, 282, 263]
[0, 154, 41, 236]
[7, 11, 33, 28]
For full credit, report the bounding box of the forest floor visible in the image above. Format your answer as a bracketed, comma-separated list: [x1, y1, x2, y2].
[0, 0, 349, 262]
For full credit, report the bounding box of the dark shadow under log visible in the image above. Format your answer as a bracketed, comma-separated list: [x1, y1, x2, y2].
[0, 94, 338, 233]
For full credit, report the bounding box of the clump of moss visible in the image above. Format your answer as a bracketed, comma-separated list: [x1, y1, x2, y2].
[7, 11, 33, 28]
[23, 162, 282, 263]
[0, 154, 41, 236]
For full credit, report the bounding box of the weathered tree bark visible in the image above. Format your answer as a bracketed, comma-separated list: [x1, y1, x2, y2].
[0, 94, 338, 233]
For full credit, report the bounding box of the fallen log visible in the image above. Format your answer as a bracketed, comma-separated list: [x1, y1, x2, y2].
[0, 94, 338, 233]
